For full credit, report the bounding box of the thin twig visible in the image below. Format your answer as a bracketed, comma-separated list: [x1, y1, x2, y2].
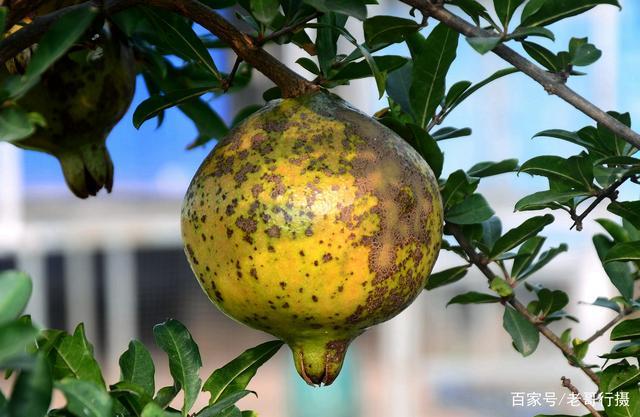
[446, 222, 601, 386]
[222, 56, 242, 92]
[570, 176, 632, 231]
[584, 311, 627, 345]
[399, 0, 640, 150]
[561, 377, 603, 417]
[257, 11, 321, 46]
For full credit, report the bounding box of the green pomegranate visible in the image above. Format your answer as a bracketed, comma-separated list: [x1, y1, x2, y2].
[3, 24, 136, 198]
[181, 91, 443, 385]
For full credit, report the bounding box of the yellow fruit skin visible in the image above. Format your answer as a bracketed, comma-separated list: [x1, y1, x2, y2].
[181, 91, 443, 385]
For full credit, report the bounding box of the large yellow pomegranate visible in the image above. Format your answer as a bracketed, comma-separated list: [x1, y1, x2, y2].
[181, 91, 443, 385]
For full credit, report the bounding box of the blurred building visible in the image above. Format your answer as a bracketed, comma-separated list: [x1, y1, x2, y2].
[0, 2, 637, 416]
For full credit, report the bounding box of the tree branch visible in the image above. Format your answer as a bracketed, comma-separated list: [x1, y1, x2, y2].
[561, 377, 603, 417]
[399, 0, 640, 150]
[446, 222, 601, 386]
[4, 0, 50, 27]
[570, 175, 632, 231]
[584, 310, 628, 345]
[0, 0, 317, 98]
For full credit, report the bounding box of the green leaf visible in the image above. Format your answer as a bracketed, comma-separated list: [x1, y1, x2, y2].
[203, 341, 283, 404]
[467, 159, 518, 178]
[0, 7, 6, 35]
[596, 219, 631, 243]
[153, 319, 202, 415]
[2, 4, 97, 100]
[536, 289, 569, 317]
[600, 360, 640, 393]
[519, 155, 594, 191]
[109, 381, 154, 416]
[612, 319, 640, 341]
[507, 26, 555, 41]
[153, 386, 179, 409]
[493, 0, 526, 29]
[182, 98, 229, 150]
[604, 242, 640, 264]
[133, 87, 219, 129]
[55, 379, 113, 417]
[425, 266, 469, 290]
[444, 68, 518, 116]
[296, 57, 320, 74]
[609, 201, 640, 230]
[195, 391, 253, 417]
[44, 324, 105, 388]
[250, 0, 280, 24]
[568, 37, 601, 66]
[410, 23, 459, 128]
[302, 0, 367, 20]
[521, 41, 560, 72]
[490, 277, 514, 297]
[141, 402, 181, 417]
[518, 243, 567, 280]
[447, 292, 501, 306]
[511, 236, 545, 278]
[0, 321, 37, 366]
[445, 194, 495, 225]
[514, 190, 586, 211]
[503, 307, 539, 356]
[481, 216, 503, 250]
[315, 13, 346, 76]
[0, 106, 42, 142]
[466, 36, 501, 54]
[490, 214, 554, 259]
[441, 170, 479, 208]
[8, 353, 52, 417]
[143, 8, 220, 79]
[363, 16, 419, 47]
[444, 81, 472, 108]
[406, 124, 443, 178]
[386, 63, 413, 116]
[447, 0, 490, 25]
[119, 340, 155, 397]
[520, 0, 620, 28]
[331, 55, 407, 82]
[593, 235, 633, 300]
[0, 271, 32, 326]
[587, 297, 623, 313]
[431, 126, 472, 141]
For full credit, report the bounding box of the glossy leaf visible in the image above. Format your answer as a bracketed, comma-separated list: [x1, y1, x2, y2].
[331, 56, 408, 82]
[296, 57, 320, 74]
[8, 353, 52, 417]
[195, 390, 253, 417]
[517, 243, 568, 280]
[0, 105, 45, 143]
[250, 0, 280, 24]
[522, 41, 560, 72]
[596, 218, 631, 243]
[133, 87, 219, 129]
[467, 159, 518, 178]
[406, 124, 443, 178]
[466, 36, 501, 54]
[141, 402, 181, 417]
[182, 97, 230, 149]
[431, 127, 472, 141]
[593, 234, 634, 300]
[444, 68, 518, 117]
[493, 0, 526, 29]
[119, 340, 156, 397]
[444, 81, 472, 108]
[441, 170, 479, 208]
[447, 0, 490, 25]
[0, 271, 32, 326]
[425, 265, 469, 290]
[604, 242, 640, 264]
[481, 217, 503, 250]
[608, 201, 640, 230]
[507, 26, 555, 41]
[363, 16, 419, 47]
[386, 63, 413, 116]
[447, 292, 501, 306]
[153, 386, 179, 409]
[568, 37, 601, 66]
[503, 307, 539, 357]
[410, 23, 459, 128]
[445, 194, 495, 225]
[0, 321, 38, 366]
[511, 236, 545, 278]
[303, 0, 367, 20]
[519, 155, 594, 191]
[490, 277, 514, 297]
[611, 319, 640, 341]
[143, 8, 220, 78]
[153, 319, 202, 415]
[490, 214, 554, 259]
[203, 340, 283, 404]
[520, 0, 620, 28]
[44, 324, 105, 388]
[514, 190, 585, 211]
[56, 379, 113, 417]
[536, 289, 569, 317]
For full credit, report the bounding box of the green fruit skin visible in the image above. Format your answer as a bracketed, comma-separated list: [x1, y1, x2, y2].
[182, 91, 443, 385]
[7, 26, 136, 198]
